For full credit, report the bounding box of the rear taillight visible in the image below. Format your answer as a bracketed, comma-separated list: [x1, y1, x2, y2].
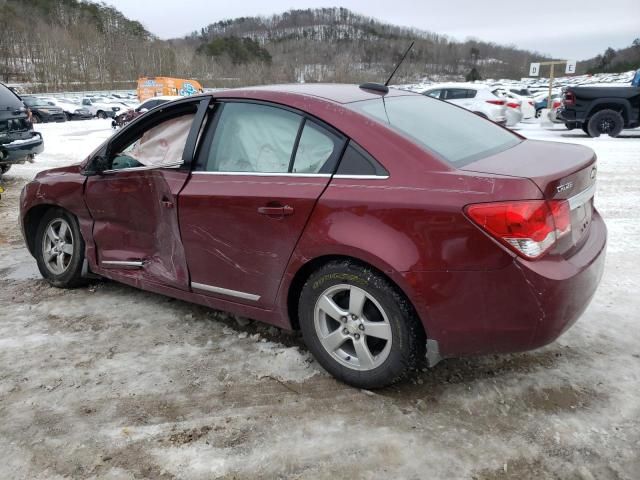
[486, 99, 505, 105]
[552, 100, 562, 109]
[563, 91, 576, 106]
[506, 102, 520, 109]
[465, 200, 571, 260]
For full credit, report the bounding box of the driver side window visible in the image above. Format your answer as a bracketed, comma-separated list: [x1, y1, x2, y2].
[110, 113, 196, 171]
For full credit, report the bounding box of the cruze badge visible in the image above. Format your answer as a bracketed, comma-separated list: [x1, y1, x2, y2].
[556, 182, 574, 193]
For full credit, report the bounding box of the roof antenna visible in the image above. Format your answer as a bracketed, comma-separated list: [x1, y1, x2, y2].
[360, 41, 415, 94]
[385, 41, 414, 86]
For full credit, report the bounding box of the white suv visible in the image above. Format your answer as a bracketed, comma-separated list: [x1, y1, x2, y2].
[421, 83, 507, 125]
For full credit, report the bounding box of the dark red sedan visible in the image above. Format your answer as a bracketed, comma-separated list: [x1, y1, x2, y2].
[20, 84, 606, 388]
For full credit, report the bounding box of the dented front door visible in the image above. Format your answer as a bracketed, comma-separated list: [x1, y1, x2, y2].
[83, 97, 210, 290]
[84, 168, 191, 290]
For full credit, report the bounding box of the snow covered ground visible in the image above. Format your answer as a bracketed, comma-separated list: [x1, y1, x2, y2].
[0, 119, 639, 479]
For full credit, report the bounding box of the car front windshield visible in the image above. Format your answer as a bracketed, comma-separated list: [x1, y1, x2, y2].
[349, 95, 521, 166]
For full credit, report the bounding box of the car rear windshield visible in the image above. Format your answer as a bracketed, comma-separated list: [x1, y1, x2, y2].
[349, 95, 521, 166]
[0, 83, 24, 110]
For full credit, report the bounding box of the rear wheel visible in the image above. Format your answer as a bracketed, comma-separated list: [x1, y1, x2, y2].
[587, 109, 624, 138]
[34, 208, 86, 288]
[96, 110, 107, 119]
[298, 260, 425, 389]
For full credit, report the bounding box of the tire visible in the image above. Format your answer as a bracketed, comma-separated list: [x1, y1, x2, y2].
[96, 111, 107, 119]
[565, 123, 575, 130]
[34, 208, 86, 288]
[298, 260, 425, 389]
[0, 164, 11, 174]
[587, 109, 624, 138]
[65, 112, 72, 121]
[581, 123, 590, 135]
[535, 109, 542, 118]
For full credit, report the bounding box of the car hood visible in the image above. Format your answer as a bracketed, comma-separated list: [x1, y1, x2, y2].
[34, 163, 82, 180]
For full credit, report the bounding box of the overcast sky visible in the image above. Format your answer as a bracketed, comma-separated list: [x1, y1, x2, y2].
[106, 0, 639, 60]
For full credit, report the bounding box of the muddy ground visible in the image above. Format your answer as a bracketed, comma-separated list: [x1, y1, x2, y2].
[0, 122, 639, 479]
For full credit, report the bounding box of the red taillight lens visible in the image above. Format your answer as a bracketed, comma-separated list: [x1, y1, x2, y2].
[506, 102, 520, 109]
[563, 91, 576, 106]
[465, 200, 571, 259]
[486, 99, 505, 105]
[552, 100, 562, 109]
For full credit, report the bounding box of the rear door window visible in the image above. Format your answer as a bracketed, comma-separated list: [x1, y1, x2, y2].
[424, 89, 441, 99]
[291, 121, 344, 174]
[444, 89, 471, 100]
[206, 102, 302, 173]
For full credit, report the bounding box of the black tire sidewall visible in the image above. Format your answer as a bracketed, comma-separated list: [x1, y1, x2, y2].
[298, 261, 424, 389]
[588, 110, 624, 138]
[34, 208, 85, 288]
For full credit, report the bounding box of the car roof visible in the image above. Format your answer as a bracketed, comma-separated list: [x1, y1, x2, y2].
[212, 83, 416, 104]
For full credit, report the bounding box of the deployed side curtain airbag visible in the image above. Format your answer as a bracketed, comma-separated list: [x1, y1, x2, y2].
[210, 103, 301, 173]
[129, 114, 195, 167]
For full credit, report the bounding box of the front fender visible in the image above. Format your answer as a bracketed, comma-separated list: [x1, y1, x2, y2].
[20, 165, 91, 257]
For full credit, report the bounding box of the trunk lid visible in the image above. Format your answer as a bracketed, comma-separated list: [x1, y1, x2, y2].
[462, 139, 598, 254]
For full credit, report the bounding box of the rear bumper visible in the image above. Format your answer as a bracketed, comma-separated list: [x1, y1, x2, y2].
[404, 211, 607, 358]
[0, 132, 44, 164]
[558, 108, 586, 125]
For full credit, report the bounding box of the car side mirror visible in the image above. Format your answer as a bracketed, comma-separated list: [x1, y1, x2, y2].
[82, 155, 110, 176]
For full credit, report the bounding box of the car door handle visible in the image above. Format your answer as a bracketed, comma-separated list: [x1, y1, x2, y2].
[161, 197, 174, 209]
[258, 205, 294, 216]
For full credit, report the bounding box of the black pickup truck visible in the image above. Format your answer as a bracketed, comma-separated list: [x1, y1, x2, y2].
[559, 85, 640, 137]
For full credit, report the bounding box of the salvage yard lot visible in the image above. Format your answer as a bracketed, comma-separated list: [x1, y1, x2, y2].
[1, 120, 639, 479]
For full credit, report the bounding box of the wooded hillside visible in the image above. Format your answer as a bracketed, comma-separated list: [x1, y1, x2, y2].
[5, 2, 624, 92]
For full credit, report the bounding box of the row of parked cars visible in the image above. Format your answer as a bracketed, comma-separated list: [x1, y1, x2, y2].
[21, 93, 140, 123]
[416, 82, 592, 129]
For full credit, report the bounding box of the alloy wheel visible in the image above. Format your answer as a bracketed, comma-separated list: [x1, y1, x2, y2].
[41, 218, 74, 275]
[314, 284, 392, 371]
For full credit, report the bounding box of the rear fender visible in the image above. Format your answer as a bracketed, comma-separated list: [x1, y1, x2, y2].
[586, 98, 632, 123]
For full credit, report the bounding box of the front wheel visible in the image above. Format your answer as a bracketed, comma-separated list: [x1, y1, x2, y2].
[299, 260, 425, 389]
[34, 208, 86, 288]
[96, 111, 107, 119]
[587, 109, 624, 138]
